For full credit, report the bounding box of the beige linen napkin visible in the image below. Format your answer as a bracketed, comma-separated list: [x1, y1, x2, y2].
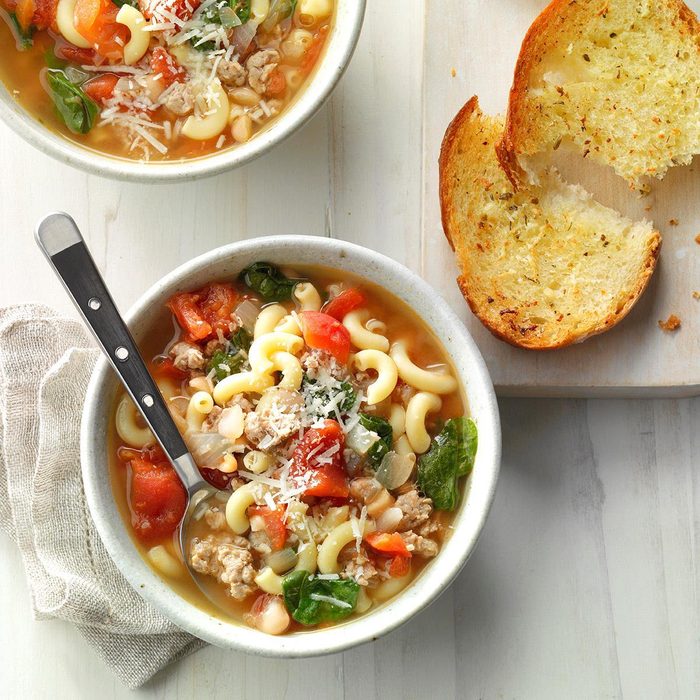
[0, 304, 205, 689]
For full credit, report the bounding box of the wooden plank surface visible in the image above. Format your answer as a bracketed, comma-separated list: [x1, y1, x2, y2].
[422, 0, 700, 397]
[0, 2, 699, 699]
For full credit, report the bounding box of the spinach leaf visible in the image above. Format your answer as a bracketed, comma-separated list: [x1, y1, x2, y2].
[44, 48, 67, 70]
[230, 326, 253, 353]
[359, 413, 392, 467]
[417, 417, 478, 511]
[9, 12, 33, 50]
[235, 0, 252, 22]
[112, 0, 138, 7]
[302, 374, 356, 417]
[206, 328, 252, 381]
[240, 262, 306, 302]
[282, 570, 359, 626]
[207, 349, 246, 381]
[191, 0, 252, 51]
[45, 70, 99, 135]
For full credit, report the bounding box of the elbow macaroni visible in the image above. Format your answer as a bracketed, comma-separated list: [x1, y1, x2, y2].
[254, 304, 287, 338]
[294, 541, 318, 573]
[115, 394, 153, 448]
[293, 282, 322, 311]
[317, 520, 375, 574]
[116, 5, 151, 66]
[225, 483, 258, 534]
[389, 403, 406, 437]
[353, 349, 398, 405]
[405, 392, 442, 454]
[372, 571, 412, 602]
[274, 314, 302, 336]
[248, 331, 304, 375]
[343, 309, 390, 352]
[270, 351, 303, 390]
[243, 450, 275, 474]
[56, 0, 91, 49]
[299, 0, 333, 20]
[185, 391, 214, 431]
[213, 370, 275, 406]
[255, 567, 284, 595]
[182, 82, 230, 141]
[390, 340, 458, 395]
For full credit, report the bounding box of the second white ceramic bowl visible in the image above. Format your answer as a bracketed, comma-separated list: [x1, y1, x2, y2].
[0, 1, 365, 182]
[81, 235, 501, 655]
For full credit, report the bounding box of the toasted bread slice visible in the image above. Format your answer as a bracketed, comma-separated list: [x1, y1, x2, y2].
[439, 97, 661, 350]
[497, 0, 700, 189]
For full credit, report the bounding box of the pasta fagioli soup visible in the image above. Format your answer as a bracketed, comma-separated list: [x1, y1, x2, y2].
[0, 0, 333, 160]
[109, 264, 478, 634]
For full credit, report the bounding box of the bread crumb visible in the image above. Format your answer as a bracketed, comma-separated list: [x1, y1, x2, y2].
[658, 314, 681, 331]
[693, 291, 700, 300]
[451, 68, 456, 78]
[669, 218, 679, 226]
[644, 205, 653, 212]
[695, 233, 700, 244]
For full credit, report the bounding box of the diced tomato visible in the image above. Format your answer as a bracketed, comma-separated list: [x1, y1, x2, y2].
[139, 0, 200, 22]
[388, 555, 411, 578]
[200, 467, 236, 490]
[301, 25, 329, 74]
[167, 292, 213, 342]
[84, 73, 119, 102]
[248, 505, 288, 550]
[14, 0, 34, 30]
[321, 288, 366, 321]
[151, 356, 187, 381]
[265, 67, 287, 98]
[290, 420, 349, 498]
[74, 0, 129, 62]
[365, 532, 412, 559]
[150, 47, 186, 88]
[299, 311, 351, 364]
[129, 452, 186, 544]
[16, 0, 56, 29]
[198, 283, 238, 336]
[167, 283, 237, 343]
[57, 45, 98, 65]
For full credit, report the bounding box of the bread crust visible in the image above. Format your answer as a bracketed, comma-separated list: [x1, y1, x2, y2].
[496, 0, 700, 188]
[439, 96, 662, 351]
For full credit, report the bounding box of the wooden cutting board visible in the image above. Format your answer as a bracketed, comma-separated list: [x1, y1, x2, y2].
[421, 0, 700, 397]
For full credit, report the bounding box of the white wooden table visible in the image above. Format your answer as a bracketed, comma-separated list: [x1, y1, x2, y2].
[1, 3, 698, 697]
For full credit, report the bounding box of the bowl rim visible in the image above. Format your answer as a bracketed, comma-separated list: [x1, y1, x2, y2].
[80, 235, 501, 655]
[0, 0, 366, 183]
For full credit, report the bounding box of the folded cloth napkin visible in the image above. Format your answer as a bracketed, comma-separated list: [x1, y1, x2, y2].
[0, 305, 205, 689]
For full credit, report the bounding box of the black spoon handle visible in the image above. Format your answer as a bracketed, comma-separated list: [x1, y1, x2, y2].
[35, 212, 204, 492]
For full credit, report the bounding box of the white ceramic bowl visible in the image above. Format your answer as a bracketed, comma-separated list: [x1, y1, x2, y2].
[0, 2, 365, 182]
[81, 235, 501, 655]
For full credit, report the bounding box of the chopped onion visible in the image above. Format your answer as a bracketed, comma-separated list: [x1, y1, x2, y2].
[186, 431, 235, 467]
[265, 547, 298, 574]
[346, 423, 379, 456]
[234, 299, 261, 331]
[375, 451, 416, 490]
[219, 6, 243, 27]
[232, 21, 258, 54]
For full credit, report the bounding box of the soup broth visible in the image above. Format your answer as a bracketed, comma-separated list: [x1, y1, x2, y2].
[108, 264, 478, 634]
[0, 0, 334, 161]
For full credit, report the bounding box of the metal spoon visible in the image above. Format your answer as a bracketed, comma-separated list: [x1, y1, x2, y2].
[35, 212, 218, 589]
